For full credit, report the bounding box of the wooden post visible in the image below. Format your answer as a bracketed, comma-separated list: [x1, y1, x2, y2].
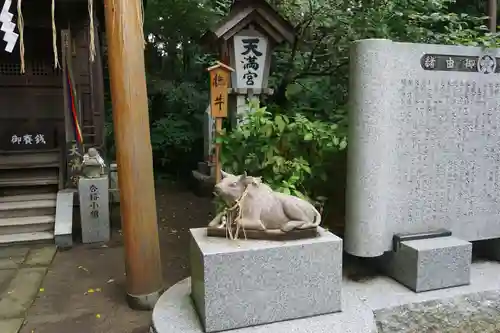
[214, 118, 223, 184]
[208, 62, 234, 183]
[489, 0, 497, 32]
[103, 0, 163, 310]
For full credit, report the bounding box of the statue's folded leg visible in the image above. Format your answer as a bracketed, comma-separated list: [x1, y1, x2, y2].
[281, 220, 309, 232]
[208, 212, 225, 228]
[237, 218, 266, 231]
[297, 221, 318, 229]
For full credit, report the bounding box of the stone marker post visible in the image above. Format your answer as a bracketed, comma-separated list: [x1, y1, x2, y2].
[79, 148, 110, 243]
[79, 176, 110, 243]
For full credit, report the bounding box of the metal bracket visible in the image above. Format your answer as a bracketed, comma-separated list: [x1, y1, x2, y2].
[392, 229, 452, 252]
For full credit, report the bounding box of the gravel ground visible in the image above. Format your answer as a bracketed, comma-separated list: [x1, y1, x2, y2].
[375, 290, 500, 333]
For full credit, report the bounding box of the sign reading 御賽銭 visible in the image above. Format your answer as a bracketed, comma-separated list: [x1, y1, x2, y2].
[0, 129, 54, 150]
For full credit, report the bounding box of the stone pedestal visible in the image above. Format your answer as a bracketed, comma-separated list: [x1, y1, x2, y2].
[189, 227, 342, 332]
[384, 236, 472, 292]
[78, 176, 110, 243]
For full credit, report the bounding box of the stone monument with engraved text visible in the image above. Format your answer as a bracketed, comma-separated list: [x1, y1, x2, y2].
[344, 39, 500, 291]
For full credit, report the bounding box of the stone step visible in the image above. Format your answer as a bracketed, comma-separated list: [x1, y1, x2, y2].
[0, 150, 60, 170]
[0, 185, 59, 197]
[0, 215, 55, 235]
[0, 169, 59, 187]
[0, 231, 54, 245]
[0, 199, 56, 218]
[0, 193, 57, 203]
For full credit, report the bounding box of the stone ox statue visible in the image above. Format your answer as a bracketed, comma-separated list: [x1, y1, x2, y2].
[81, 148, 106, 178]
[209, 171, 321, 232]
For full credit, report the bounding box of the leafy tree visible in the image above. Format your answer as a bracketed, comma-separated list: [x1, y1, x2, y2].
[138, 0, 219, 176]
[105, 0, 496, 186]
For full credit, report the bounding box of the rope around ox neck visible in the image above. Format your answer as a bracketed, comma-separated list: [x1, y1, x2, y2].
[223, 186, 250, 240]
[221, 184, 268, 240]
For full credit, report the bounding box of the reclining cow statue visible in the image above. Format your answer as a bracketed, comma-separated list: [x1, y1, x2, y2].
[208, 171, 321, 233]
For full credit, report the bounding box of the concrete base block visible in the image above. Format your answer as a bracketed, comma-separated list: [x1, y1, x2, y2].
[384, 236, 472, 292]
[54, 234, 73, 249]
[54, 189, 75, 249]
[189, 227, 343, 332]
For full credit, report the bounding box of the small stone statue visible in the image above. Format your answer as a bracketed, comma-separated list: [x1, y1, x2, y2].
[81, 148, 106, 178]
[209, 171, 321, 234]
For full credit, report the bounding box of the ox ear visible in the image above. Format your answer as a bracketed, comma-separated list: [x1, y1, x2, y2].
[239, 172, 254, 185]
[221, 170, 231, 179]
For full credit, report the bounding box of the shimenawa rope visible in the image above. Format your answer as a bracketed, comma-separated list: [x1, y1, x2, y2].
[222, 186, 250, 240]
[220, 184, 266, 240]
[16, 0, 24, 73]
[51, 0, 60, 68]
[88, 0, 96, 62]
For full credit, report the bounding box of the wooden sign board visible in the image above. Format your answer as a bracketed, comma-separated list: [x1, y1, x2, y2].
[0, 128, 55, 150]
[208, 62, 234, 118]
[207, 61, 234, 184]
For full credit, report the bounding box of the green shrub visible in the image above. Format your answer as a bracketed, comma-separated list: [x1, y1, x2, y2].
[218, 100, 347, 201]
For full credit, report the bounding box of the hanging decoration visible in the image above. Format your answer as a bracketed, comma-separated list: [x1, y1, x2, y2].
[65, 55, 84, 145]
[15, 0, 23, 73]
[0, 0, 18, 53]
[51, 0, 59, 68]
[88, 0, 95, 61]
[7, 0, 100, 71]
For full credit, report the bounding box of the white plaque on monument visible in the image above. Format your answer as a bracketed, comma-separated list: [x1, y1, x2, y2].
[346, 39, 500, 257]
[233, 34, 268, 89]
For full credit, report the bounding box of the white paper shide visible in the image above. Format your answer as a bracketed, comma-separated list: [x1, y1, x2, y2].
[233, 35, 268, 89]
[0, 0, 17, 52]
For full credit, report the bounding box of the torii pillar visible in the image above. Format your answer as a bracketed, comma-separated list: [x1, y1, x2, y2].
[103, 0, 163, 310]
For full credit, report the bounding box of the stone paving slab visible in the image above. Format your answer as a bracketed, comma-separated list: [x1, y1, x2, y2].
[0, 244, 57, 331]
[24, 247, 57, 267]
[0, 318, 24, 333]
[0, 248, 29, 259]
[0, 267, 48, 319]
[0, 270, 16, 292]
[0, 257, 25, 270]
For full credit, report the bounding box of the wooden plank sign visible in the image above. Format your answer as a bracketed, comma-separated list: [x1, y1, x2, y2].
[207, 61, 234, 184]
[207, 61, 233, 118]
